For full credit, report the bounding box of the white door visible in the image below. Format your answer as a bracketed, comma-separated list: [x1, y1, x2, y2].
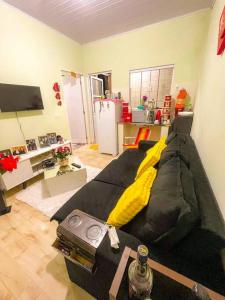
[62, 75, 87, 144]
[90, 76, 103, 143]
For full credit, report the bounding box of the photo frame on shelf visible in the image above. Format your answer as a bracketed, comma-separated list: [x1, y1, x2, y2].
[0, 149, 12, 157]
[47, 132, 57, 145]
[11, 145, 27, 156]
[38, 135, 50, 148]
[26, 139, 37, 151]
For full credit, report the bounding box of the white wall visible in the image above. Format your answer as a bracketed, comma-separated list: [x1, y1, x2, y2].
[192, 0, 225, 218]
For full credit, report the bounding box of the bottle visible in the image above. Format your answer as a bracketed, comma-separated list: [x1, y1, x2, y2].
[128, 245, 153, 299]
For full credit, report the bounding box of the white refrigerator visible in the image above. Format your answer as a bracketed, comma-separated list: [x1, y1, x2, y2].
[95, 100, 121, 156]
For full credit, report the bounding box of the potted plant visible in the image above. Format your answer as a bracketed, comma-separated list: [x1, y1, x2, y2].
[0, 154, 19, 174]
[54, 146, 71, 167]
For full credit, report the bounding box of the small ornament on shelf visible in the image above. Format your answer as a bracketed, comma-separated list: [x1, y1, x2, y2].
[162, 95, 172, 125]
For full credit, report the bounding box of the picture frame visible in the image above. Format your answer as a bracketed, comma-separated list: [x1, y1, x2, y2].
[26, 139, 37, 151]
[38, 135, 50, 148]
[0, 149, 12, 157]
[47, 132, 57, 145]
[11, 145, 27, 156]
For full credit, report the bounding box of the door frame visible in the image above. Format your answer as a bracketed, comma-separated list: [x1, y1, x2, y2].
[61, 70, 88, 144]
[88, 71, 112, 143]
[89, 75, 103, 143]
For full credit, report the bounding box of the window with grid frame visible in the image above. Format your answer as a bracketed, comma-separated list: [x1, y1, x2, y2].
[129, 65, 174, 108]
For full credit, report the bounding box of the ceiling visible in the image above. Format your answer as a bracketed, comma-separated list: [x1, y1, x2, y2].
[4, 0, 214, 44]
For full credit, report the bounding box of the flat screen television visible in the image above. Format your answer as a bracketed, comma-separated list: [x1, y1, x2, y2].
[0, 83, 44, 112]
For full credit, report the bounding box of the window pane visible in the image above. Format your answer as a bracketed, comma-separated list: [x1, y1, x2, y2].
[150, 69, 159, 104]
[130, 66, 173, 109]
[92, 78, 102, 96]
[130, 72, 141, 107]
[141, 71, 151, 100]
[157, 68, 173, 107]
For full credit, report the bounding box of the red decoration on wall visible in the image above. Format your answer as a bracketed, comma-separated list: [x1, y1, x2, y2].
[55, 92, 61, 100]
[53, 82, 62, 106]
[53, 82, 60, 92]
[217, 6, 225, 55]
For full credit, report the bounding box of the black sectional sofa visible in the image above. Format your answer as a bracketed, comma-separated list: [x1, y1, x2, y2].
[51, 117, 225, 299]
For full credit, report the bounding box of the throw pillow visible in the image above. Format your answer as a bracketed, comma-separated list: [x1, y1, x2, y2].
[136, 137, 167, 179]
[159, 134, 190, 168]
[139, 156, 199, 249]
[107, 166, 157, 227]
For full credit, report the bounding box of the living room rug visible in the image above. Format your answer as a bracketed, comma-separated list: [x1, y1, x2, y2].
[16, 165, 102, 218]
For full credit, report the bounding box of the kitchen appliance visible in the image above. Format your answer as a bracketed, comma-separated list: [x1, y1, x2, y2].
[131, 109, 146, 123]
[95, 99, 121, 156]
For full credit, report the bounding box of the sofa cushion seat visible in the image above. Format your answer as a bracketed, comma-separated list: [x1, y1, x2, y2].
[50, 180, 124, 223]
[95, 149, 145, 188]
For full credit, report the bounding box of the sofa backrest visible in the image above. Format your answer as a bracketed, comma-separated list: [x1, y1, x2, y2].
[169, 116, 224, 237]
[167, 119, 225, 277]
[186, 136, 225, 238]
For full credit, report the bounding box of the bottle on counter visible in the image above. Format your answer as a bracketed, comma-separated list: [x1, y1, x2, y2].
[128, 245, 153, 299]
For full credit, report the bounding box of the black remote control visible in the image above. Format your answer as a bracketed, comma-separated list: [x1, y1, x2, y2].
[71, 163, 82, 169]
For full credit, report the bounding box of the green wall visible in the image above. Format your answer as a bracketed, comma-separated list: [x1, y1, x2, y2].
[82, 9, 210, 104]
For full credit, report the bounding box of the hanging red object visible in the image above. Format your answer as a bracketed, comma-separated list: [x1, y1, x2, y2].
[55, 92, 61, 100]
[53, 82, 60, 92]
[217, 6, 225, 55]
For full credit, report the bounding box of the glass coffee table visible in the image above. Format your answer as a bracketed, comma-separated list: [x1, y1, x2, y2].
[109, 247, 225, 300]
[44, 156, 87, 196]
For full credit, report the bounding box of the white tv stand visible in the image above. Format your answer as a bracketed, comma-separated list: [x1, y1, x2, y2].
[0, 141, 72, 191]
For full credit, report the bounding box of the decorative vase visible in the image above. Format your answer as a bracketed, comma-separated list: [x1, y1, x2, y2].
[58, 157, 69, 167]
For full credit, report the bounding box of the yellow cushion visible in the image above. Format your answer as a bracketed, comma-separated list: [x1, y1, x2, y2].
[107, 167, 157, 227]
[136, 137, 167, 179]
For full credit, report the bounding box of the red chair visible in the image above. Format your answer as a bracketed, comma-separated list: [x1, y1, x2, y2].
[123, 127, 151, 149]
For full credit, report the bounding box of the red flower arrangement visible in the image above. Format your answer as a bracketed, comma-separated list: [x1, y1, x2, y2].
[0, 154, 19, 174]
[54, 146, 71, 160]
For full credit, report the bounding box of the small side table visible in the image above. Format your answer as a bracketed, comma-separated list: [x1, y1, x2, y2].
[109, 247, 225, 300]
[0, 190, 11, 216]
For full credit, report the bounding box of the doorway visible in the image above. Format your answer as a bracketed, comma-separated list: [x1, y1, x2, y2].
[89, 71, 112, 143]
[62, 71, 87, 145]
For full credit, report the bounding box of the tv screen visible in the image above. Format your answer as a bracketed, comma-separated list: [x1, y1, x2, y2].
[0, 83, 44, 112]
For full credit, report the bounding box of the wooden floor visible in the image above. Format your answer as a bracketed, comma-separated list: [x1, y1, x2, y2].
[0, 145, 113, 300]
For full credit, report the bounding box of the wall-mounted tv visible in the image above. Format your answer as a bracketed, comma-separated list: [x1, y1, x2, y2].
[0, 83, 44, 112]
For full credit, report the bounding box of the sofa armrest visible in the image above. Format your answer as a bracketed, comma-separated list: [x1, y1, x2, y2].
[64, 229, 142, 299]
[96, 228, 141, 267]
[138, 140, 157, 151]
